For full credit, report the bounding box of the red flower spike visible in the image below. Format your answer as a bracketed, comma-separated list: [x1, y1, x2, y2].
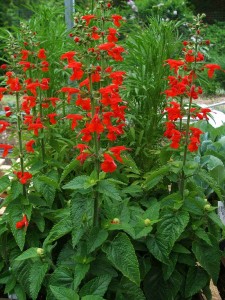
[0, 144, 13, 157]
[101, 153, 117, 173]
[21, 49, 30, 61]
[88, 114, 104, 134]
[25, 140, 35, 153]
[165, 59, 185, 74]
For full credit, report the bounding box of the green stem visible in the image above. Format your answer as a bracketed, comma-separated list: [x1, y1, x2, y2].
[89, 74, 100, 227]
[16, 93, 26, 197]
[91, 0, 94, 14]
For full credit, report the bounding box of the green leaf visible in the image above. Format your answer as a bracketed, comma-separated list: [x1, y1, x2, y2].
[173, 243, 191, 254]
[43, 218, 72, 246]
[63, 175, 95, 190]
[79, 275, 112, 297]
[38, 175, 59, 189]
[143, 165, 170, 190]
[192, 237, 221, 284]
[146, 235, 170, 264]
[208, 211, 225, 229]
[156, 210, 190, 255]
[120, 277, 146, 300]
[8, 180, 23, 200]
[197, 168, 222, 200]
[30, 261, 48, 300]
[0, 175, 10, 193]
[50, 286, 79, 300]
[14, 284, 26, 300]
[195, 229, 212, 246]
[60, 159, 79, 183]
[16, 248, 39, 261]
[103, 233, 140, 285]
[82, 296, 104, 300]
[185, 266, 209, 298]
[97, 180, 121, 201]
[73, 264, 90, 290]
[87, 228, 108, 254]
[70, 193, 89, 247]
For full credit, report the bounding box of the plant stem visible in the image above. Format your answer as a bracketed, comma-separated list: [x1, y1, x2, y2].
[16, 93, 26, 196]
[89, 74, 100, 227]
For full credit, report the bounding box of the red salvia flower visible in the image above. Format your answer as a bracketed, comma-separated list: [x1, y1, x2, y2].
[204, 64, 221, 78]
[41, 61, 49, 72]
[25, 140, 35, 153]
[0, 120, 10, 133]
[28, 118, 44, 136]
[14, 171, 32, 184]
[21, 49, 30, 61]
[81, 15, 95, 26]
[101, 153, 117, 173]
[4, 106, 12, 117]
[60, 51, 76, 63]
[107, 28, 118, 42]
[48, 113, 57, 124]
[88, 114, 104, 134]
[16, 215, 29, 229]
[0, 87, 7, 100]
[111, 15, 123, 27]
[109, 145, 128, 162]
[37, 48, 47, 60]
[66, 114, 83, 130]
[165, 59, 185, 74]
[165, 101, 183, 121]
[0, 144, 13, 157]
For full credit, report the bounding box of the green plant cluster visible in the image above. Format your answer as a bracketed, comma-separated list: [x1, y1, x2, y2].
[0, 2, 224, 300]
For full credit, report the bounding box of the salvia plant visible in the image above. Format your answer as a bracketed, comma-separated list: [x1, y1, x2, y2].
[0, 2, 224, 299]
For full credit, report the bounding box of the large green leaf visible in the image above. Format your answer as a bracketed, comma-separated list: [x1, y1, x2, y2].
[79, 275, 112, 297]
[0, 175, 10, 193]
[146, 235, 170, 264]
[81, 296, 104, 300]
[185, 266, 209, 298]
[73, 264, 90, 290]
[29, 261, 49, 300]
[120, 277, 146, 300]
[103, 233, 140, 285]
[50, 286, 79, 300]
[192, 237, 221, 284]
[96, 180, 121, 200]
[86, 227, 108, 254]
[43, 217, 72, 246]
[60, 159, 79, 183]
[143, 165, 170, 190]
[63, 175, 95, 190]
[156, 210, 190, 255]
[16, 248, 39, 261]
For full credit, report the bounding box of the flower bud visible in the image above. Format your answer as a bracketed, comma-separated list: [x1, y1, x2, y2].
[144, 218, 151, 226]
[111, 218, 120, 224]
[204, 204, 211, 211]
[37, 248, 45, 256]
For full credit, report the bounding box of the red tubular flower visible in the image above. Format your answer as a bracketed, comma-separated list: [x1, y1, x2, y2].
[81, 15, 95, 26]
[14, 171, 32, 184]
[67, 61, 84, 80]
[0, 87, 7, 100]
[75, 144, 91, 164]
[165, 101, 182, 121]
[21, 49, 30, 60]
[4, 106, 12, 117]
[107, 28, 118, 42]
[60, 87, 80, 103]
[108, 45, 125, 61]
[24, 115, 33, 125]
[16, 214, 29, 229]
[165, 59, 185, 74]
[112, 15, 123, 27]
[98, 42, 116, 51]
[41, 61, 49, 72]
[188, 127, 203, 152]
[101, 153, 117, 173]
[48, 113, 57, 124]
[48, 97, 60, 107]
[25, 140, 35, 153]
[170, 129, 182, 149]
[37, 48, 47, 60]
[66, 114, 83, 130]
[204, 64, 221, 78]
[0, 120, 10, 133]
[0, 64, 8, 70]
[88, 114, 104, 134]
[197, 107, 211, 120]
[109, 71, 126, 85]
[28, 119, 44, 136]
[0, 144, 13, 157]
[18, 61, 34, 72]
[60, 51, 76, 63]
[76, 94, 91, 111]
[8, 77, 21, 92]
[109, 145, 128, 162]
